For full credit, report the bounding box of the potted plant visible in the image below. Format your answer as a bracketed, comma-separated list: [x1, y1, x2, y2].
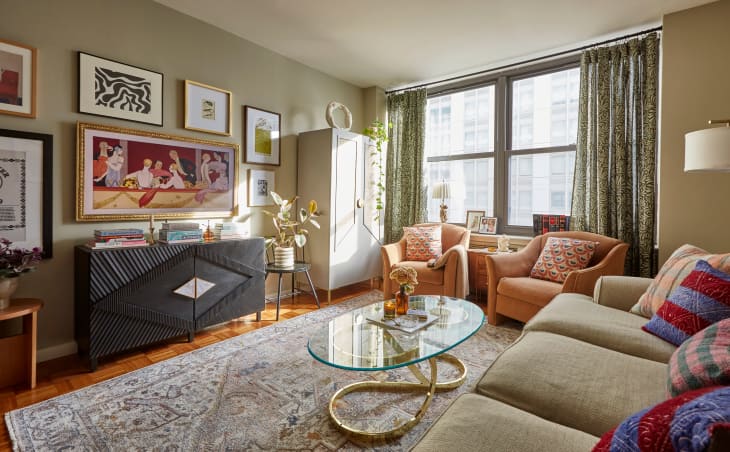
[363, 120, 390, 223]
[263, 191, 321, 267]
[0, 238, 43, 310]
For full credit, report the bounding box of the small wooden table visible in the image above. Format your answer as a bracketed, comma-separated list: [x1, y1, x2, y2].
[0, 298, 43, 389]
[467, 249, 513, 302]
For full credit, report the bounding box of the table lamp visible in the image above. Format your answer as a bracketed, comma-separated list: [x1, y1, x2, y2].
[685, 119, 730, 172]
[431, 180, 451, 223]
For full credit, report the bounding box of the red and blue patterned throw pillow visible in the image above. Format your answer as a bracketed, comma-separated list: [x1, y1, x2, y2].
[593, 386, 730, 452]
[643, 260, 730, 346]
[668, 318, 730, 397]
[403, 225, 442, 261]
[529, 237, 597, 283]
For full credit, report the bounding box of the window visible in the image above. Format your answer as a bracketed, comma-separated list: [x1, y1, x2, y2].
[425, 62, 579, 233]
[425, 85, 495, 223]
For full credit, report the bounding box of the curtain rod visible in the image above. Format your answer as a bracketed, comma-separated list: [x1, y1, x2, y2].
[385, 25, 662, 95]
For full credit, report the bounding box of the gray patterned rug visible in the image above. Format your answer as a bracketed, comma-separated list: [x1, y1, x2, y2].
[5, 291, 521, 451]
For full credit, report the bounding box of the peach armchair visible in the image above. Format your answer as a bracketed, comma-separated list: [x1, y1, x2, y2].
[381, 223, 471, 299]
[486, 231, 628, 325]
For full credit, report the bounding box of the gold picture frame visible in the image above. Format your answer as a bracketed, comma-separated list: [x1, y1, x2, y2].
[0, 39, 36, 118]
[76, 122, 238, 221]
[184, 80, 232, 136]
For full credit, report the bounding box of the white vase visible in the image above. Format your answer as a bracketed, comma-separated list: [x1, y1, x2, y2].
[0, 277, 19, 310]
[274, 246, 295, 268]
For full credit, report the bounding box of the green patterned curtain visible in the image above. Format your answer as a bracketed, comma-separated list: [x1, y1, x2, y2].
[571, 33, 659, 277]
[384, 88, 427, 244]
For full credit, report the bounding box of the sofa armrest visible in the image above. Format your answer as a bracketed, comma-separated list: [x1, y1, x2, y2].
[592, 276, 653, 312]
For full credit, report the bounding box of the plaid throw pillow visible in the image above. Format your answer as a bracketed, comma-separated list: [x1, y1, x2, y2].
[667, 318, 730, 397]
[643, 260, 730, 346]
[403, 225, 442, 261]
[529, 237, 596, 283]
[630, 244, 730, 318]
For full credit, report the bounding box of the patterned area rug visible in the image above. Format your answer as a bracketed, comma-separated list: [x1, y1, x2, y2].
[5, 291, 521, 451]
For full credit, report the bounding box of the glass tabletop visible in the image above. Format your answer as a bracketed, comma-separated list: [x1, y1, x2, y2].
[307, 295, 485, 371]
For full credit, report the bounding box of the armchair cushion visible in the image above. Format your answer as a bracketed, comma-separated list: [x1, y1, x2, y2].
[498, 276, 563, 308]
[403, 225, 442, 261]
[530, 237, 597, 283]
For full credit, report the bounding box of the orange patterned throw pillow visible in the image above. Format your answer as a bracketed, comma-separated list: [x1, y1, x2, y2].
[629, 244, 730, 318]
[403, 225, 442, 261]
[530, 237, 597, 283]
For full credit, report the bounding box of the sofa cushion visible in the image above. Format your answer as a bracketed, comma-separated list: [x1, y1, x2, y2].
[497, 276, 563, 308]
[477, 331, 668, 437]
[668, 318, 730, 397]
[413, 394, 599, 452]
[643, 260, 730, 346]
[593, 386, 730, 452]
[403, 225, 442, 261]
[391, 261, 443, 286]
[630, 244, 730, 318]
[530, 237, 597, 283]
[525, 293, 676, 363]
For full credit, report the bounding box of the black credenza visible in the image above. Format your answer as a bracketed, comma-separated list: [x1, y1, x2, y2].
[75, 239, 265, 370]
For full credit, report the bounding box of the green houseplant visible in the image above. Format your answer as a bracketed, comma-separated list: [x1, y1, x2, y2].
[263, 191, 320, 267]
[363, 120, 390, 222]
[0, 238, 43, 309]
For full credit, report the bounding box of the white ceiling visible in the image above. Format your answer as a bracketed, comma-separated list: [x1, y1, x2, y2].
[155, 0, 714, 90]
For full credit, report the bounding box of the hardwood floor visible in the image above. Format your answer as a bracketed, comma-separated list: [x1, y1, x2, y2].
[0, 282, 377, 451]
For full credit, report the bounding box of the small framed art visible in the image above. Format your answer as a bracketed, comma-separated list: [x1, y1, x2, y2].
[184, 80, 232, 136]
[78, 52, 163, 126]
[478, 216, 498, 234]
[244, 105, 280, 166]
[465, 210, 485, 232]
[0, 39, 36, 118]
[248, 169, 275, 206]
[0, 128, 52, 257]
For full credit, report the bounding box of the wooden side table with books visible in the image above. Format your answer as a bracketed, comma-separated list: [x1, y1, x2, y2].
[0, 298, 43, 389]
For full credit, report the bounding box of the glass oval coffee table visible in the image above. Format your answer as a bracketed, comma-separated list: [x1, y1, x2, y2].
[308, 295, 484, 440]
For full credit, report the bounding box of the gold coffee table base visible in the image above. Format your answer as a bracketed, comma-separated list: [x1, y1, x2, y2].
[328, 353, 467, 440]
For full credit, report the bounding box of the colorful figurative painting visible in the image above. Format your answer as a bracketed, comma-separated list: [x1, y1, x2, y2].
[77, 122, 237, 221]
[78, 52, 163, 126]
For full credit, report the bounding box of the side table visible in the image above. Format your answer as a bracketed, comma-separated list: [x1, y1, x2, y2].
[467, 249, 513, 302]
[0, 298, 43, 389]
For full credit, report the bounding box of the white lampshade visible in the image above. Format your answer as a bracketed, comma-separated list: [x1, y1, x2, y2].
[685, 126, 730, 172]
[431, 181, 451, 199]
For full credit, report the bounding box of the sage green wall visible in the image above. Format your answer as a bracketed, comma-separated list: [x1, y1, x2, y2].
[0, 0, 366, 358]
[659, 0, 730, 263]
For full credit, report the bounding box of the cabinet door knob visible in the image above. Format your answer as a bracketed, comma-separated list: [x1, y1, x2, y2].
[356, 198, 363, 208]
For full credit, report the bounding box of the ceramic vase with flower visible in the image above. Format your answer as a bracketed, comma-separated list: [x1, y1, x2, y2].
[389, 266, 418, 316]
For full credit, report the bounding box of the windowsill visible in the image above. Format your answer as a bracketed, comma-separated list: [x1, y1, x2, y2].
[469, 233, 532, 250]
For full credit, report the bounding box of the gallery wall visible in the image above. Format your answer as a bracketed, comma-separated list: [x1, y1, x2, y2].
[659, 0, 730, 262]
[0, 0, 369, 358]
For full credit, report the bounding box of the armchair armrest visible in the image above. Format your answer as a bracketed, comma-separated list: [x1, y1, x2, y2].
[432, 244, 466, 269]
[592, 276, 653, 312]
[381, 241, 405, 297]
[562, 242, 629, 296]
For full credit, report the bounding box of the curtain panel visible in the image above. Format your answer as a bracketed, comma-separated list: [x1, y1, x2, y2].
[384, 88, 427, 244]
[571, 33, 659, 277]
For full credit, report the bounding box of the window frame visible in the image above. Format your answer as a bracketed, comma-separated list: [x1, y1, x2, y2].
[426, 56, 580, 235]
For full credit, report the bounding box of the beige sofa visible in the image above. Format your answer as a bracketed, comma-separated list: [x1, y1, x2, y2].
[413, 275, 676, 451]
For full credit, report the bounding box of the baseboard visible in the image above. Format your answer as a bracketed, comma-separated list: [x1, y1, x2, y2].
[37, 341, 78, 363]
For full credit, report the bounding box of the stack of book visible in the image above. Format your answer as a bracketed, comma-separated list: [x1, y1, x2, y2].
[159, 222, 203, 244]
[532, 214, 571, 236]
[88, 228, 148, 249]
[213, 222, 249, 241]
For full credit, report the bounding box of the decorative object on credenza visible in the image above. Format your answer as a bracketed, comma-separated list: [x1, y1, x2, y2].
[184, 80, 232, 136]
[465, 210, 485, 233]
[389, 265, 418, 315]
[244, 105, 280, 166]
[478, 216, 497, 234]
[325, 101, 353, 131]
[0, 238, 42, 309]
[431, 180, 451, 223]
[685, 119, 730, 172]
[76, 122, 238, 221]
[263, 191, 321, 268]
[148, 215, 155, 244]
[78, 52, 163, 126]
[0, 129, 52, 257]
[247, 169, 275, 207]
[0, 39, 36, 118]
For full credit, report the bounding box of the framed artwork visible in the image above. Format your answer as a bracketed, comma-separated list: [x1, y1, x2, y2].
[244, 105, 280, 166]
[478, 216, 498, 234]
[465, 210, 485, 233]
[76, 122, 237, 221]
[78, 52, 163, 126]
[248, 169, 275, 206]
[0, 39, 36, 118]
[0, 128, 52, 257]
[184, 80, 232, 136]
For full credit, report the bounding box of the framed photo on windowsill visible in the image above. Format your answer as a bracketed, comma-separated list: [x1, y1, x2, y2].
[0, 128, 52, 257]
[465, 210, 485, 232]
[478, 216, 498, 234]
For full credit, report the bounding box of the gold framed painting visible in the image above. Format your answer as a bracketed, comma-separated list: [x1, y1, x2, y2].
[0, 39, 36, 118]
[76, 122, 238, 221]
[184, 80, 232, 136]
[244, 105, 280, 166]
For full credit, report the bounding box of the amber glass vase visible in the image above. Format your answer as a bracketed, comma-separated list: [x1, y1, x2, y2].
[395, 287, 409, 316]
